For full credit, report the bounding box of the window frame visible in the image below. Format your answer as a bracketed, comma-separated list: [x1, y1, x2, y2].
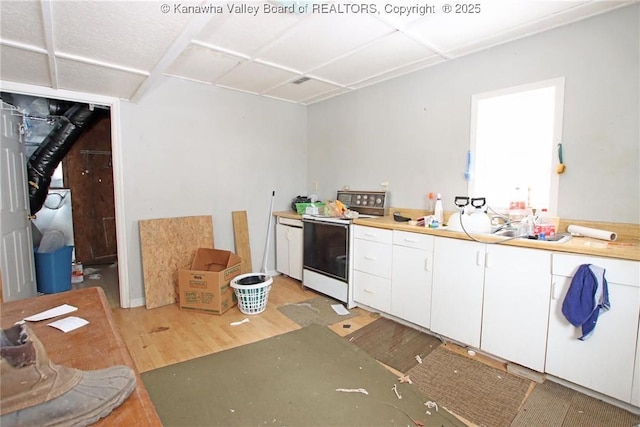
[468, 77, 565, 216]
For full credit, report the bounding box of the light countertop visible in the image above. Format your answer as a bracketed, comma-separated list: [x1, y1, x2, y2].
[274, 211, 639, 262]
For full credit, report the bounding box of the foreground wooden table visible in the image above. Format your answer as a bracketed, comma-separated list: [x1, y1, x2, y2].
[1, 287, 161, 426]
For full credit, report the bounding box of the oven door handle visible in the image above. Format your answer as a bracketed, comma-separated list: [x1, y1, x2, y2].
[302, 219, 349, 229]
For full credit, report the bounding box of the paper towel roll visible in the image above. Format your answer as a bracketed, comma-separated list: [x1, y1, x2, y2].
[567, 225, 617, 241]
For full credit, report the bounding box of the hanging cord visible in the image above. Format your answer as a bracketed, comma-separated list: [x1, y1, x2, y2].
[453, 200, 523, 245]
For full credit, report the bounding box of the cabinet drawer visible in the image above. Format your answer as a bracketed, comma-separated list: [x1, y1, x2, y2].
[354, 225, 392, 244]
[353, 239, 392, 279]
[353, 270, 391, 312]
[393, 230, 434, 250]
[552, 253, 639, 286]
[278, 217, 302, 227]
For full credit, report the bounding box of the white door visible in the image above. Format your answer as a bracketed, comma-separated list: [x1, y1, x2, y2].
[391, 245, 433, 328]
[481, 245, 551, 372]
[546, 277, 639, 403]
[0, 102, 37, 301]
[275, 223, 290, 276]
[288, 225, 303, 281]
[431, 237, 486, 347]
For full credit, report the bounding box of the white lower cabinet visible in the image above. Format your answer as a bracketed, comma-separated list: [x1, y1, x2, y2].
[431, 237, 486, 348]
[546, 253, 640, 404]
[481, 245, 551, 372]
[391, 231, 434, 328]
[432, 237, 552, 367]
[352, 226, 393, 312]
[351, 224, 640, 409]
[275, 219, 303, 280]
[632, 324, 640, 407]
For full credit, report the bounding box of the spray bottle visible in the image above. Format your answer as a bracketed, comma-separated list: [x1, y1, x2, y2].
[434, 193, 444, 225]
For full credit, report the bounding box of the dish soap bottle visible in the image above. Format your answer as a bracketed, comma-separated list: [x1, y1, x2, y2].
[434, 193, 444, 225]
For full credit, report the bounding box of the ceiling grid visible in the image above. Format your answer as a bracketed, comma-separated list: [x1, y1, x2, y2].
[0, 0, 635, 105]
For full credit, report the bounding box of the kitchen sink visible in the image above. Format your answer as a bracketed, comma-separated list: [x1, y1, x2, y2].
[492, 229, 573, 244]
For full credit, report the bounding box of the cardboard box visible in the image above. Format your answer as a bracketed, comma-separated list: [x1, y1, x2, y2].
[178, 249, 242, 315]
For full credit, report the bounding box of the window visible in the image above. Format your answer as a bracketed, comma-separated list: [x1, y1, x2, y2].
[469, 78, 564, 215]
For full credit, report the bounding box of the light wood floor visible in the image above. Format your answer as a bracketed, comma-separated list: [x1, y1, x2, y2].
[111, 275, 378, 373]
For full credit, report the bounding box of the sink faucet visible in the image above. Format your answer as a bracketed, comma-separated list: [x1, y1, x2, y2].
[491, 215, 518, 233]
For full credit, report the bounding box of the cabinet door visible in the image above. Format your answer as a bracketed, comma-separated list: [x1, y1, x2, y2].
[546, 277, 639, 403]
[481, 245, 551, 372]
[275, 224, 303, 280]
[632, 324, 640, 407]
[276, 224, 290, 276]
[288, 226, 303, 281]
[431, 237, 485, 348]
[391, 244, 432, 328]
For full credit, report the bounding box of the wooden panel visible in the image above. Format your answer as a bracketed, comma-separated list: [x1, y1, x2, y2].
[139, 216, 213, 309]
[232, 211, 252, 275]
[64, 116, 117, 265]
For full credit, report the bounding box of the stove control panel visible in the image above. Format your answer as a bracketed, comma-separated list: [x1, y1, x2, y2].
[337, 190, 389, 216]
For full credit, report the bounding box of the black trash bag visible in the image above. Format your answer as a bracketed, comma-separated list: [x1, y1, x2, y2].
[27, 104, 101, 215]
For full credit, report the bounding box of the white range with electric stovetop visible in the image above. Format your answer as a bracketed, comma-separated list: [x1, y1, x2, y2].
[301, 190, 388, 308]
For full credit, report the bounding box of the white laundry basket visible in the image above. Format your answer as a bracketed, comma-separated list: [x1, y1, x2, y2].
[230, 273, 273, 315]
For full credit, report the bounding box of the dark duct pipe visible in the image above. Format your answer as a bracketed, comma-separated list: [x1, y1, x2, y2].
[27, 103, 100, 215]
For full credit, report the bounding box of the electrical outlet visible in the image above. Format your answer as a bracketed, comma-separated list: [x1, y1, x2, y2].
[313, 181, 318, 191]
[380, 181, 389, 190]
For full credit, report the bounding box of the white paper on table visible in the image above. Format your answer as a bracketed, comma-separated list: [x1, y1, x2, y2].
[331, 304, 350, 316]
[47, 316, 89, 333]
[24, 304, 78, 322]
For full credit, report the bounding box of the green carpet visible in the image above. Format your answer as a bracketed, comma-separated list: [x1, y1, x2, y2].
[277, 296, 360, 327]
[142, 324, 466, 427]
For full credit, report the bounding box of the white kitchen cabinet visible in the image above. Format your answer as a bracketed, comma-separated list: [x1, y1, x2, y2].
[546, 253, 640, 404]
[391, 231, 434, 328]
[352, 226, 392, 312]
[632, 324, 640, 407]
[481, 245, 552, 372]
[431, 237, 486, 348]
[275, 218, 303, 280]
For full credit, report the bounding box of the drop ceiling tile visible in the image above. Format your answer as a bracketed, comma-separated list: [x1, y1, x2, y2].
[0, 46, 52, 88]
[264, 78, 342, 103]
[194, 4, 302, 57]
[406, 1, 584, 53]
[0, 0, 46, 48]
[257, 12, 395, 72]
[166, 44, 243, 84]
[375, 3, 430, 30]
[56, 58, 146, 100]
[300, 87, 351, 105]
[310, 32, 438, 86]
[350, 55, 447, 89]
[52, 1, 196, 71]
[216, 61, 298, 94]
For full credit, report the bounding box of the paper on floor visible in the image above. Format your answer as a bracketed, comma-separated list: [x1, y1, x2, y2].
[331, 304, 350, 316]
[24, 304, 77, 321]
[47, 316, 89, 333]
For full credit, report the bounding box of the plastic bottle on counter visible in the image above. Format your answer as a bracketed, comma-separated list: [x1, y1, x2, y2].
[434, 193, 444, 225]
[535, 208, 557, 236]
[508, 186, 527, 221]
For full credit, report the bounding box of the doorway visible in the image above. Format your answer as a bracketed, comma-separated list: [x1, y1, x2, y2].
[1, 92, 120, 307]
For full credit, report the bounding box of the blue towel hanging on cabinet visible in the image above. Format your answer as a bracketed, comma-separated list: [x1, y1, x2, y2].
[561, 264, 610, 340]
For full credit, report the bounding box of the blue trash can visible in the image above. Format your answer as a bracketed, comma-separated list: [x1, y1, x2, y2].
[34, 245, 74, 294]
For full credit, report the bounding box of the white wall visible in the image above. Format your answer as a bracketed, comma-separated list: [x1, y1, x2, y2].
[120, 77, 307, 304]
[307, 5, 639, 223]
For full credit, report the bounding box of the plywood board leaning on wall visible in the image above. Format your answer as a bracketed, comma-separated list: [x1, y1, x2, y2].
[139, 216, 214, 309]
[232, 211, 252, 275]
